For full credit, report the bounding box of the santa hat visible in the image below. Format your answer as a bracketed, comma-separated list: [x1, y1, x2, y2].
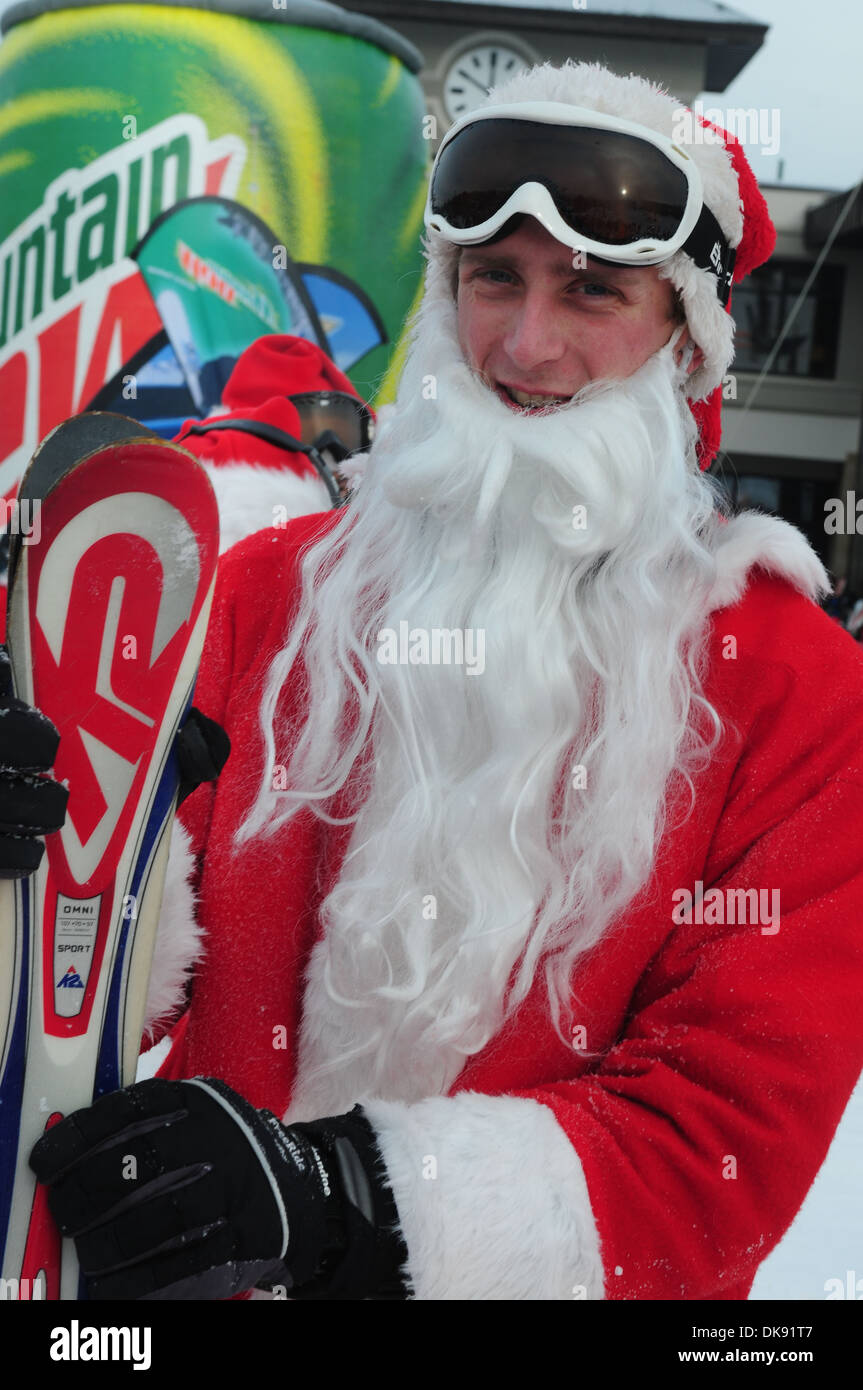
[424, 60, 776, 471]
[173, 335, 373, 553]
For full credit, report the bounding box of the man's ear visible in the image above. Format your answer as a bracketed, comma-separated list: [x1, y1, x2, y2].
[674, 333, 705, 377]
[687, 341, 706, 377]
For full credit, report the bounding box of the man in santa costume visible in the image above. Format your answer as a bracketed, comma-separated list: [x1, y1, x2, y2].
[21, 60, 863, 1301]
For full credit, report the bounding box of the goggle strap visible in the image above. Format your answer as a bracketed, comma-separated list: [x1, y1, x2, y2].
[178, 416, 303, 451]
[681, 204, 737, 307]
[177, 417, 344, 508]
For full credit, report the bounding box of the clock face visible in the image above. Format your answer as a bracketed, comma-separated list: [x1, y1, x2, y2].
[443, 45, 530, 121]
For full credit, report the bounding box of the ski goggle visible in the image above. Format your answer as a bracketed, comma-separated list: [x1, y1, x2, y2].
[425, 102, 736, 305]
[289, 391, 374, 457]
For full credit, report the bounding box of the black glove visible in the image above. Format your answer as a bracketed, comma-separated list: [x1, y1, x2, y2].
[174, 706, 230, 807]
[0, 631, 227, 876]
[0, 646, 69, 877]
[29, 1076, 411, 1301]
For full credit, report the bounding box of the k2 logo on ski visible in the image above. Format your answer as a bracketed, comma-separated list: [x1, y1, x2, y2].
[56, 966, 84, 989]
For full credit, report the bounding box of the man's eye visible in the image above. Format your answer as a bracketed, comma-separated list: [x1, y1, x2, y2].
[578, 282, 615, 297]
[476, 268, 514, 284]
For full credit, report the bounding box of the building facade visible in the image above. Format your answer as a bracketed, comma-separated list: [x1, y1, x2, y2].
[337, 0, 769, 120]
[717, 184, 863, 582]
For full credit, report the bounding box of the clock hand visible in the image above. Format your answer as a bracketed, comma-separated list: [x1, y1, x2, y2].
[455, 66, 491, 96]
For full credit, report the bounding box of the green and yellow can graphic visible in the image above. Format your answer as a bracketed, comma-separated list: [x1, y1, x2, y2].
[0, 0, 429, 489]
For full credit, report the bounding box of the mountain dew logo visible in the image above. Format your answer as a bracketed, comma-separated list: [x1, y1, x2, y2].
[0, 114, 245, 490]
[0, 114, 245, 348]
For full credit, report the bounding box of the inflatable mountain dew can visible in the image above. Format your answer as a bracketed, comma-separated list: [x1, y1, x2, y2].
[0, 0, 429, 491]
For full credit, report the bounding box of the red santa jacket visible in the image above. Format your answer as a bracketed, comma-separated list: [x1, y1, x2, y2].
[143, 507, 863, 1301]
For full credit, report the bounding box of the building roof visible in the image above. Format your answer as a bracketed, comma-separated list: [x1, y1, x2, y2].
[805, 186, 863, 251]
[341, 0, 769, 89]
[401, 0, 758, 18]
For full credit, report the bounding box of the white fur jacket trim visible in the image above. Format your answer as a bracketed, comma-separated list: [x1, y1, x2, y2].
[362, 1091, 607, 1299]
[141, 818, 204, 1045]
[202, 460, 333, 555]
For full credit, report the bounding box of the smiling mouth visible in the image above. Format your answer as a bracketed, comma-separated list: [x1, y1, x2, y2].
[495, 382, 571, 411]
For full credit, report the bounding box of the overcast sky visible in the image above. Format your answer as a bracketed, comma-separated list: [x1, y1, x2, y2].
[0, 0, 859, 192]
[700, 0, 862, 191]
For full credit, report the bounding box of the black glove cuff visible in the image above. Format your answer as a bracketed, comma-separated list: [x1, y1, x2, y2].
[288, 1106, 412, 1300]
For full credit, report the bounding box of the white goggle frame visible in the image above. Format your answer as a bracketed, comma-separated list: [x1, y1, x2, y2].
[424, 101, 704, 268]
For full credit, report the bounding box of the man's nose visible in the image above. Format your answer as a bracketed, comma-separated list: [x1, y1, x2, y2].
[502, 291, 568, 369]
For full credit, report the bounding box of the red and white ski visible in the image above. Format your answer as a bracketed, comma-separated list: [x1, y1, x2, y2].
[0, 413, 219, 1300]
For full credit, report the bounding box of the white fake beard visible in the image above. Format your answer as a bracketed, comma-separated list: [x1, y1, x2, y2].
[240, 255, 727, 1116]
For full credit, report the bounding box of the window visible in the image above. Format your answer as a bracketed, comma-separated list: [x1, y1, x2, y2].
[730, 259, 844, 378]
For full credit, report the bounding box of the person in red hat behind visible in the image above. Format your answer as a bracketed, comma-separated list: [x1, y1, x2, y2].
[25, 60, 863, 1303]
[172, 334, 375, 552]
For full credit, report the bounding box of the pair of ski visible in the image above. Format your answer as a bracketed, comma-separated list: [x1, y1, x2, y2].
[0, 415, 219, 1300]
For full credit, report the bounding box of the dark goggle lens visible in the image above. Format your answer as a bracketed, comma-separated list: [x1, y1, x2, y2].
[289, 392, 372, 454]
[431, 118, 690, 247]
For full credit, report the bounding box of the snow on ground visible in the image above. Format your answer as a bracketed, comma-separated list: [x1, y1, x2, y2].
[750, 1070, 863, 1299]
